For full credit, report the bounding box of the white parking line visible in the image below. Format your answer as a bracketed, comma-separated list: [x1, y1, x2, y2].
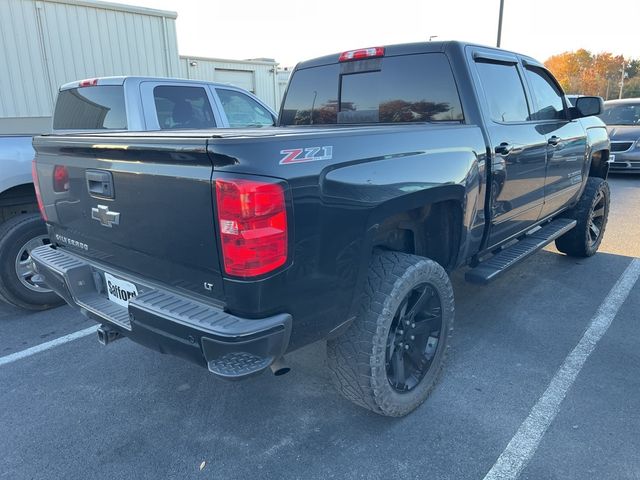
[483, 257, 640, 480]
[0, 325, 98, 367]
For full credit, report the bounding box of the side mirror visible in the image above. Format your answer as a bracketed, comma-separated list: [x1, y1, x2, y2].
[573, 96, 604, 118]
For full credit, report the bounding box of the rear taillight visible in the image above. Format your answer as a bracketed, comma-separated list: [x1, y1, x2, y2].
[215, 178, 288, 278]
[339, 47, 385, 62]
[31, 160, 47, 221]
[53, 165, 69, 192]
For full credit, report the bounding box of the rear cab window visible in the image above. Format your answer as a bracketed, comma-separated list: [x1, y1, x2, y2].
[153, 85, 216, 129]
[53, 86, 127, 130]
[280, 53, 464, 126]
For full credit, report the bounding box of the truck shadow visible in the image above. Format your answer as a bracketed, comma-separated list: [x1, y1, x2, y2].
[3, 249, 637, 479]
[95, 248, 637, 478]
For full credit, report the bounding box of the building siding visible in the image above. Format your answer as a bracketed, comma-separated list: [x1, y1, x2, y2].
[0, 0, 179, 131]
[0, 0, 283, 134]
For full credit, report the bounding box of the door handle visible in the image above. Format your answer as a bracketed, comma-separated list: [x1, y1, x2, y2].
[86, 170, 114, 199]
[495, 142, 513, 155]
[547, 135, 561, 146]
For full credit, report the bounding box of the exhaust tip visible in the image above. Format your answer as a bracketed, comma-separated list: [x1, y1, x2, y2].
[97, 327, 107, 346]
[273, 366, 291, 376]
[270, 357, 290, 376]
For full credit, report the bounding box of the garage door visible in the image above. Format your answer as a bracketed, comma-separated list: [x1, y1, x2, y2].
[215, 69, 255, 93]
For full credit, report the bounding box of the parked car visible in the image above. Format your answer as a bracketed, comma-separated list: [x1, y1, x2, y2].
[566, 94, 582, 106]
[598, 98, 640, 172]
[0, 77, 277, 310]
[31, 41, 610, 416]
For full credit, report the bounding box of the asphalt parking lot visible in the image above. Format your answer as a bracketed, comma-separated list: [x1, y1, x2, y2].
[1, 174, 639, 480]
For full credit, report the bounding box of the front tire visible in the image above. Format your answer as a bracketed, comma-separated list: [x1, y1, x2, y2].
[555, 177, 610, 257]
[327, 251, 454, 417]
[0, 214, 64, 311]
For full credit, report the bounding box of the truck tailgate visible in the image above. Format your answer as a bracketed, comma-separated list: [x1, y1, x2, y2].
[32, 135, 224, 302]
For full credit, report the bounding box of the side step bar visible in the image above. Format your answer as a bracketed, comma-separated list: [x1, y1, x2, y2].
[465, 218, 577, 284]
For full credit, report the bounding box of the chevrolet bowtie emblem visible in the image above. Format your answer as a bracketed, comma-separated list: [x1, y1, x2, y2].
[91, 205, 120, 228]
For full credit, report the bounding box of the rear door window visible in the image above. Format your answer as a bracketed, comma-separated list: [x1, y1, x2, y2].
[153, 86, 216, 129]
[216, 89, 274, 127]
[281, 53, 463, 125]
[53, 86, 126, 130]
[475, 61, 530, 123]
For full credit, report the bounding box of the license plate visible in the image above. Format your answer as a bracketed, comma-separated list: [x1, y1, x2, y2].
[609, 154, 616, 163]
[104, 272, 138, 308]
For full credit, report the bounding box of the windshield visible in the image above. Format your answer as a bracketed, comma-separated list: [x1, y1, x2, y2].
[598, 103, 640, 126]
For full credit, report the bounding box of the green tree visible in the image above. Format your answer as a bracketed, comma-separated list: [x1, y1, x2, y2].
[622, 77, 640, 98]
[626, 59, 640, 79]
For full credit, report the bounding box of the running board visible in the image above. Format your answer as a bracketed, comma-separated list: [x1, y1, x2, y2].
[465, 218, 577, 284]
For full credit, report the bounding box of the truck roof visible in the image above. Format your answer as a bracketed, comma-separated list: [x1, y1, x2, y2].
[604, 98, 640, 105]
[59, 76, 249, 91]
[294, 40, 543, 70]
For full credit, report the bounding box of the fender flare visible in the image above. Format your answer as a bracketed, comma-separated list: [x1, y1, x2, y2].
[345, 184, 466, 321]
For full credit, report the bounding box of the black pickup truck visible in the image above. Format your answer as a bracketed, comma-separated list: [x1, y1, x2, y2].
[31, 41, 610, 417]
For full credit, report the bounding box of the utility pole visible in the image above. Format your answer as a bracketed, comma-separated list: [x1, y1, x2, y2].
[496, 0, 505, 47]
[619, 59, 626, 99]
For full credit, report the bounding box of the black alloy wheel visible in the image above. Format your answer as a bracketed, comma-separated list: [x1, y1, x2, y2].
[385, 283, 443, 393]
[327, 251, 454, 416]
[555, 177, 610, 257]
[587, 188, 606, 248]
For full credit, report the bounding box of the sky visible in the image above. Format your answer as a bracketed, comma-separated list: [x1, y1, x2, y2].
[108, 0, 639, 68]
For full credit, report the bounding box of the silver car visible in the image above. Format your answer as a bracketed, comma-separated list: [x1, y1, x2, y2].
[599, 98, 640, 172]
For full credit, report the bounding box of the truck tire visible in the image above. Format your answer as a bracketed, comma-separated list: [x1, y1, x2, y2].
[327, 251, 454, 417]
[555, 177, 610, 257]
[0, 214, 64, 311]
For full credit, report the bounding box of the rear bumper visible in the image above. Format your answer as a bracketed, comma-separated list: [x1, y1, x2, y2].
[30, 245, 291, 379]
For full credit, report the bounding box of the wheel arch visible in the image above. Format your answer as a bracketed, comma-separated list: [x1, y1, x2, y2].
[583, 122, 610, 180]
[0, 183, 39, 224]
[588, 149, 610, 179]
[343, 185, 465, 323]
[367, 185, 466, 270]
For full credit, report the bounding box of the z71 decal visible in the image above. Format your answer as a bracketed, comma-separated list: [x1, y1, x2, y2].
[280, 146, 333, 164]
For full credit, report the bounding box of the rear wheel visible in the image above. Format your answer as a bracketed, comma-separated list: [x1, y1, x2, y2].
[555, 177, 610, 257]
[0, 214, 64, 310]
[327, 251, 454, 417]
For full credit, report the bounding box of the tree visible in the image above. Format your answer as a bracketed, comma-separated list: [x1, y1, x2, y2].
[590, 53, 625, 99]
[626, 59, 640, 79]
[623, 77, 640, 98]
[545, 49, 592, 94]
[545, 50, 638, 99]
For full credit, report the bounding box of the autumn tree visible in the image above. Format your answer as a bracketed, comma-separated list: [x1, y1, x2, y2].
[545, 50, 637, 99]
[545, 49, 592, 94]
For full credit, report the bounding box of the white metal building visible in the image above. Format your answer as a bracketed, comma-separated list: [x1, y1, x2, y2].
[0, 0, 286, 135]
